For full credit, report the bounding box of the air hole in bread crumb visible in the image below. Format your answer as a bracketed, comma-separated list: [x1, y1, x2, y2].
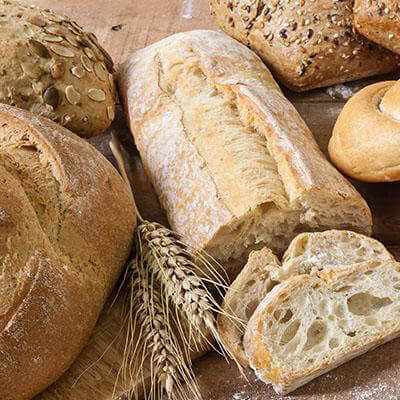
[393, 282, 400, 291]
[364, 270, 374, 275]
[335, 285, 352, 293]
[366, 317, 377, 326]
[329, 338, 339, 349]
[280, 309, 293, 323]
[334, 304, 345, 318]
[245, 299, 260, 319]
[280, 320, 300, 345]
[304, 320, 327, 351]
[346, 331, 356, 337]
[347, 293, 392, 316]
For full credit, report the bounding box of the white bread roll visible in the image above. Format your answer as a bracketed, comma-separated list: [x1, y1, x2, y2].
[0, 104, 136, 400]
[329, 80, 400, 182]
[118, 30, 372, 278]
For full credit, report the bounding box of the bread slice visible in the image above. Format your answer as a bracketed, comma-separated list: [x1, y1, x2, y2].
[279, 230, 394, 279]
[217, 248, 281, 367]
[244, 260, 400, 395]
[218, 230, 393, 367]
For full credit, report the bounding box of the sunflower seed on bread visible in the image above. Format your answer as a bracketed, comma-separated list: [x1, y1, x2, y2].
[0, 0, 115, 137]
[244, 259, 400, 394]
[218, 230, 394, 367]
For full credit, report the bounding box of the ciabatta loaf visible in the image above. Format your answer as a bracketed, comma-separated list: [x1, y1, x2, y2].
[0, 104, 135, 400]
[118, 30, 372, 278]
[244, 259, 400, 394]
[218, 230, 393, 367]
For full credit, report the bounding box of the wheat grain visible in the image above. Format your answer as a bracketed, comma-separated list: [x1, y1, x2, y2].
[137, 221, 243, 359]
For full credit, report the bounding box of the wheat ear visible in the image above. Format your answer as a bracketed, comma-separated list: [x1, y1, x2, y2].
[109, 134, 243, 400]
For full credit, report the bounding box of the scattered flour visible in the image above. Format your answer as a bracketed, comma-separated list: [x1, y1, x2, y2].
[232, 392, 249, 400]
[354, 382, 389, 400]
[326, 83, 360, 100]
[181, 0, 194, 19]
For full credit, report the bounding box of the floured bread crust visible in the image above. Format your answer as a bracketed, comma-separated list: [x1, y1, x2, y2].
[0, 104, 136, 400]
[118, 30, 372, 278]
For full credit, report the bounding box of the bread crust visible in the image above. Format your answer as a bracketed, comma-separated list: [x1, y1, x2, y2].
[0, 0, 116, 137]
[354, 0, 400, 54]
[210, 0, 400, 91]
[328, 80, 400, 182]
[0, 104, 136, 399]
[118, 30, 372, 276]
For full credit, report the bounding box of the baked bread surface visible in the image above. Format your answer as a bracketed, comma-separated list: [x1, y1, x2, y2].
[218, 230, 393, 367]
[210, 0, 400, 91]
[244, 259, 400, 394]
[328, 80, 400, 182]
[355, 0, 400, 54]
[0, 0, 116, 137]
[119, 30, 371, 277]
[0, 104, 136, 400]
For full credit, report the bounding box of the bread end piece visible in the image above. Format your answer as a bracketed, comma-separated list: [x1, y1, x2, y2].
[218, 248, 281, 367]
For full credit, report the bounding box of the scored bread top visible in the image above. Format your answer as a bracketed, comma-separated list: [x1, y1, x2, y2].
[211, 0, 400, 91]
[119, 30, 372, 275]
[0, 104, 136, 400]
[244, 259, 400, 394]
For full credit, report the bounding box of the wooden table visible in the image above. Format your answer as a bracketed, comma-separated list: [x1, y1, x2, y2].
[23, 0, 400, 399]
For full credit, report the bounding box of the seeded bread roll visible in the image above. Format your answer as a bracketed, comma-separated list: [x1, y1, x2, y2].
[210, 0, 400, 91]
[0, 104, 136, 400]
[0, 0, 116, 137]
[354, 0, 400, 54]
[118, 30, 372, 279]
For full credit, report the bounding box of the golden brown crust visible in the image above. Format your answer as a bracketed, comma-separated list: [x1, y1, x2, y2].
[328, 80, 400, 182]
[0, 0, 116, 137]
[354, 0, 400, 54]
[0, 104, 136, 399]
[118, 30, 372, 276]
[210, 0, 400, 91]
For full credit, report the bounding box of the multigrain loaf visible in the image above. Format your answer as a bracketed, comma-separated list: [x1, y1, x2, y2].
[0, 0, 116, 137]
[0, 104, 136, 400]
[244, 260, 400, 394]
[218, 230, 393, 367]
[354, 0, 400, 54]
[210, 0, 400, 91]
[118, 30, 372, 278]
[328, 80, 400, 182]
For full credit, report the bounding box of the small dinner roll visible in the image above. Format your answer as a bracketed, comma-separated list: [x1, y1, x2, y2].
[328, 80, 400, 182]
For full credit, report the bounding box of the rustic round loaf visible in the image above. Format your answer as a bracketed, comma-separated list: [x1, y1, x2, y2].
[328, 80, 400, 182]
[0, 104, 136, 399]
[0, 0, 116, 137]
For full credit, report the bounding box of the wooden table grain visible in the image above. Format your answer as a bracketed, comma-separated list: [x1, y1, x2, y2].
[22, 0, 400, 399]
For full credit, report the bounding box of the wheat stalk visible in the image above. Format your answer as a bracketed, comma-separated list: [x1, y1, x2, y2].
[109, 134, 242, 400]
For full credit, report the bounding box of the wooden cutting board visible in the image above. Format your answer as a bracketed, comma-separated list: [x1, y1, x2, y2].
[22, 0, 400, 399]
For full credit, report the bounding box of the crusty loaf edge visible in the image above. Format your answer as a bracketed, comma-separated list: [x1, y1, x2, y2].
[0, 104, 136, 399]
[118, 30, 372, 279]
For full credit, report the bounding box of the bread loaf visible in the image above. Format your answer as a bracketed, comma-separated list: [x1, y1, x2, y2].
[218, 230, 393, 367]
[210, 0, 400, 91]
[118, 30, 372, 278]
[244, 259, 400, 394]
[328, 80, 400, 182]
[0, 104, 136, 400]
[354, 0, 400, 54]
[0, 0, 116, 137]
